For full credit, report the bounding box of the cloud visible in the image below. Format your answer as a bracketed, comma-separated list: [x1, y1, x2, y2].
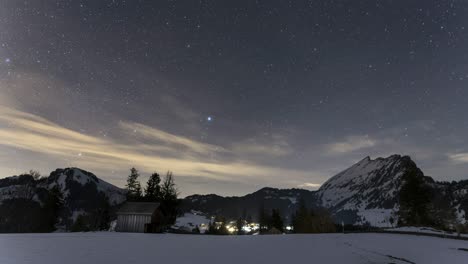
[230, 134, 293, 157]
[0, 106, 313, 189]
[448, 153, 468, 164]
[297, 182, 321, 189]
[325, 135, 377, 154]
[118, 121, 226, 156]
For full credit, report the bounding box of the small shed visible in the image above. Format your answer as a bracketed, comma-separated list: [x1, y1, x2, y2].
[116, 202, 163, 233]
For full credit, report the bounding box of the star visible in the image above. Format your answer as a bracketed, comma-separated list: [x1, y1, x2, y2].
[207, 116, 213, 122]
[5, 58, 11, 63]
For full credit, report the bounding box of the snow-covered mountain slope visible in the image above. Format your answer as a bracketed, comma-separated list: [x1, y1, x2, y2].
[0, 168, 126, 230]
[182, 154, 468, 227]
[315, 155, 417, 227]
[0, 175, 40, 203]
[44, 168, 126, 206]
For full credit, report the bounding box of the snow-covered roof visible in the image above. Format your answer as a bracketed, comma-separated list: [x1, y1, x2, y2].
[117, 202, 160, 215]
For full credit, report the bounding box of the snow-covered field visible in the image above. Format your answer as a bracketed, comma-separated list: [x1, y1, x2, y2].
[386, 226, 468, 238]
[0, 233, 467, 264]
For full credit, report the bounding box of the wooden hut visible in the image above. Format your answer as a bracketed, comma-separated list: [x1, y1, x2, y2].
[116, 202, 163, 233]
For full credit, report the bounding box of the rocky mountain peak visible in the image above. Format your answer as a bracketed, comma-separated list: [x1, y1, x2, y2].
[315, 155, 423, 226]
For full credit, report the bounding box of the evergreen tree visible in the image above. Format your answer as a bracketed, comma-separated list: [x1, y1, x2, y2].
[270, 209, 284, 232]
[145, 172, 161, 202]
[292, 198, 311, 233]
[292, 199, 336, 233]
[43, 186, 64, 231]
[236, 217, 244, 235]
[398, 167, 432, 226]
[126, 167, 142, 201]
[258, 204, 269, 232]
[159, 171, 179, 226]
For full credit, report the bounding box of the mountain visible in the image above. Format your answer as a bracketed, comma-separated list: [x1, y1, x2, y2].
[182, 155, 468, 227]
[182, 188, 316, 223]
[314, 155, 413, 227]
[1, 155, 467, 232]
[0, 168, 126, 232]
[46, 168, 126, 206]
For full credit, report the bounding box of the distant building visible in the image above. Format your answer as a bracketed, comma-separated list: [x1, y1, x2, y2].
[116, 202, 164, 233]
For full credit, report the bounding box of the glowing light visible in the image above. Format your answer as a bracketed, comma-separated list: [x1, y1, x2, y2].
[207, 116, 213, 122]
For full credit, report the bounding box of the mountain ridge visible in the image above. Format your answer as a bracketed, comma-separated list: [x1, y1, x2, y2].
[182, 154, 468, 227]
[1, 154, 467, 230]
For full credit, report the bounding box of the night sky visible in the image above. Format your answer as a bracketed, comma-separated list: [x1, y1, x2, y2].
[1, 0, 468, 196]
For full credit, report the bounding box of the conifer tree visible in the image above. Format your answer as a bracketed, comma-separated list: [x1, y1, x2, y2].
[145, 172, 161, 202]
[236, 217, 244, 235]
[126, 167, 142, 201]
[291, 198, 335, 233]
[258, 204, 269, 232]
[44, 186, 64, 231]
[270, 209, 284, 232]
[398, 167, 432, 226]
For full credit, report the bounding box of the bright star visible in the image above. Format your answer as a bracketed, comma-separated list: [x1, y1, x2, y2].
[207, 116, 213, 122]
[5, 58, 10, 63]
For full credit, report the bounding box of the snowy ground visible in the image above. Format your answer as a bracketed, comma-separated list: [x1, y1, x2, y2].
[0, 233, 467, 264]
[385, 226, 468, 238]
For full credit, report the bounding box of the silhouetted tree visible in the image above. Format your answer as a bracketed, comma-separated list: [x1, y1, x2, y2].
[292, 199, 336, 233]
[258, 204, 269, 232]
[145, 172, 161, 202]
[126, 168, 142, 201]
[0, 199, 45, 232]
[159, 171, 179, 227]
[270, 209, 284, 232]
[43, 186, 64, 231]
[398, 168, 432, 226]
[236, 217, 244, 235]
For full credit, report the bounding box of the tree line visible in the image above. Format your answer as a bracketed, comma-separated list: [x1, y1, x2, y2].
[205, 200, 336, 235]
[398, 167, 468, 234]
[0, 171, 64, 233]
[125, 168, 180, 227]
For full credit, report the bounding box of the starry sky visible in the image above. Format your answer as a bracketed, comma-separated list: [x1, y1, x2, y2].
[1, 0, 468, 196]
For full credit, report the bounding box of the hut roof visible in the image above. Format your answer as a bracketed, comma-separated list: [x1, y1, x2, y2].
[116, 202, 160, 215]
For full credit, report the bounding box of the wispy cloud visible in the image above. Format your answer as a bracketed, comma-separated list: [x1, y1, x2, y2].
[0, 106, 313, 188]
[230, 134, 293, 157]
[297, 182, 321, 189]
[448, 153, 468, 164]
[118, 121, 226, 156]
[325, 135, 377, 154]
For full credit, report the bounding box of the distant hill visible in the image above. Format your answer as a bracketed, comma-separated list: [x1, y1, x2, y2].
[0, 168, 125, 232]
[181, 155, 468, 227]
